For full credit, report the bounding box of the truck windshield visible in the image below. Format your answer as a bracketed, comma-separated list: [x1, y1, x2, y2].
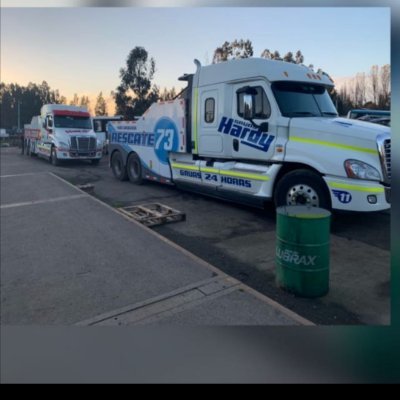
[54, 116, 92, 129]
[271, 82, 338, 118]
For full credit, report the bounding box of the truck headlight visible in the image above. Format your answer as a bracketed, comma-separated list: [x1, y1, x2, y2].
[344, 159, 381, 181]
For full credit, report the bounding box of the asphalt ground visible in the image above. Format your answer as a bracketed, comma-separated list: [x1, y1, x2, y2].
[0, 147, 310, 326]
[1, 147, 391, 325]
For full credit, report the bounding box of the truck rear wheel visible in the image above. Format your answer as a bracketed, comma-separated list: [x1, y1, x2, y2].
[127, 152, 143, 185]
[274, 169, 331, 210]
[111, 151, 128, 181]
[50, 146, 60, 166]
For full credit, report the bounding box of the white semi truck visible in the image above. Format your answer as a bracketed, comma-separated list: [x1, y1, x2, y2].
[108, 58, 391, 212]
[24, 104, 103, 165]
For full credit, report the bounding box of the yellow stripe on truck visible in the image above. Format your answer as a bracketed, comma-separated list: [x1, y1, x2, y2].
[171, 163, 199, 171]
[291, 136, 377, 155]
[171, 163, 269, 181]
[192, 88, 199, 154]
[218, 170, 269, 181]
[329, 182, 384, 193]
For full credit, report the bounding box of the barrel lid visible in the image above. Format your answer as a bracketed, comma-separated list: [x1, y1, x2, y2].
[276, 205, 331, 219]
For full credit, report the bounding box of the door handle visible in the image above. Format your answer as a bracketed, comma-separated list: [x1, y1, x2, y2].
[233, 139, 239, 152]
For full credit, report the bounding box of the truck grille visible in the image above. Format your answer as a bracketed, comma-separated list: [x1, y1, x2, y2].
[70, 136, 96, 153]
[383, 139, 391, 181]
[377, 134, 391, 185]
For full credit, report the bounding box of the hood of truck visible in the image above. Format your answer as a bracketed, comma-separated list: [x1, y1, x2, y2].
[285, 117, 390, 177]
[54, 128, 97, 141]
[289, 117, 390, 143]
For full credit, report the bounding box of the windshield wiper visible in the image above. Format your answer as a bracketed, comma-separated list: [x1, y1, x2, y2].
[321, 112, 338, 116]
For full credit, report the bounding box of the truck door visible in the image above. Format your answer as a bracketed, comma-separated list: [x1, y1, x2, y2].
[227, 81, 276, 161]
[197, 89, 225, 158]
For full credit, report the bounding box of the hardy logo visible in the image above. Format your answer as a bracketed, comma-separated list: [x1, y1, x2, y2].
[276, 248, 317, 266]
[218, 117, 274, 152]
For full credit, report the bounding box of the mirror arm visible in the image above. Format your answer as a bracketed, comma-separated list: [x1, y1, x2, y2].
[248, 118, 260, 129]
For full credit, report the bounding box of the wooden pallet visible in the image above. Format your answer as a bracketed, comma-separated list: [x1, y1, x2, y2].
[118, 203, 186, 227]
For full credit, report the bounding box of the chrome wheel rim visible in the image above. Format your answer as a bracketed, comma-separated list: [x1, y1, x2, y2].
[287, 184, 319, 207]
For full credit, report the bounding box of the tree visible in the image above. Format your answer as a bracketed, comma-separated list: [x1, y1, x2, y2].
[260, 49, 283, 61]
[212, 39, 253, 63]
[265, 49, 304, 64]
[379, 64, 390, 108]
[80, 95, 90, 108]
[70, 93, 79, 106]
[295, 50, 304, 64]
[370, 65, 379, 105]
[0, 81, 66, 131]
[283, 51, 294, 63]
[160, 87, 177, 101]
[260, 49, 273, 59]
[94, 91, 108, 116]
[115, 46, 159, 118]
[354, 73, 366, 107]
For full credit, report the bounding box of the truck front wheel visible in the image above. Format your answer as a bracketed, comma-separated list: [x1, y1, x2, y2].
[50, 146, 60, 166]
[274, 169, 331, 210]
[111, 151, 128, 181]
[127, 152, 143, 185]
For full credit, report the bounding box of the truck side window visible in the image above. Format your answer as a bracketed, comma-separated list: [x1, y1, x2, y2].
[94, 120, 102, 132]
[204, 98, 215, 123]
[237, 86, 271, 119]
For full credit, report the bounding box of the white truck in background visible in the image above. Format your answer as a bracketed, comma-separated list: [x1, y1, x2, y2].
[108, 58, 391, 212]
[24, 104, 103, 165]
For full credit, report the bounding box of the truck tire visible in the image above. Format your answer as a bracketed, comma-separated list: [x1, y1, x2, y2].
[111, 151, 128, 181]
[91, 159, 100, 166]
[29, 142, 35, 157]
[25, 140, 30, 156]
[274, 169, 331, 210]
[50, 146, 60, 166]
[127, 152, 143, 185]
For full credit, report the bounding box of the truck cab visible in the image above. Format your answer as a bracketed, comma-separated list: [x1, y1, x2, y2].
[25, 104, 103, 165]
[93, 115, 123, 154]
[109, 58, 391, 212]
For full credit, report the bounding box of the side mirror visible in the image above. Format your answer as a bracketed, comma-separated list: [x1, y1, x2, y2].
[243, 94, 254, 120]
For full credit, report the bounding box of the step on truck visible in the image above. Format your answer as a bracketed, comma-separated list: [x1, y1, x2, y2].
[108, 58, 391, 212]
[24, 104, 103, 166]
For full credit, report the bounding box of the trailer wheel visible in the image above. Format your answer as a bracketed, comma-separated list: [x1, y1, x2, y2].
[50, 146, 60, 166]
[29, 141, 35, 157]
[127, 152, 143, 185]
[111, 151, 128, 181]
[274, 169, 331, 210]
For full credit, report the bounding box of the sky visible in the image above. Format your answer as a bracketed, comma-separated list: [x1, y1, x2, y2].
[0, 7, 390, 110]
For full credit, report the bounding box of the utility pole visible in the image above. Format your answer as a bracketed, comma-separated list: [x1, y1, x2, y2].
[17, 101, 22, 133]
